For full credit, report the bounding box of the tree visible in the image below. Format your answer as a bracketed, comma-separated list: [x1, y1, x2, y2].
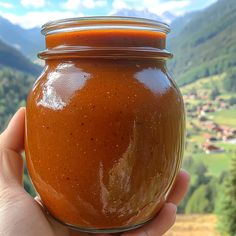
[218, 157, 236, 236]
[0, 67, 34, 132]
[185, 185, 210, 213]
[224, 68, 236, 93]
[183, 155, 194, 170]
[185, 178, 218, 214]
[194, 161, 210, 186]
[178, 161, 212, 213]
[228, 97, 236, 106]
[210, 86, 220, 100]
[0, 67, 35, 196]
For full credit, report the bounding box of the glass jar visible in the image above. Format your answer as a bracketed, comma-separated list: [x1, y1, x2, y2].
[25, 16, 185, 234]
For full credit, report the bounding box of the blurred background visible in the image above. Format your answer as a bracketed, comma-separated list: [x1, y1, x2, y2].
[0, 0, 235, 235]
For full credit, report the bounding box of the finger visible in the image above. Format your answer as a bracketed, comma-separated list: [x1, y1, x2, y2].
[69, 230, 91, 236]
[0, 108, 25, 190]
[34, 196, 72, 236]
[167, 170, 190, 205]
[122, 203, 177, 236]
[0, 107, 25, 153]
[0, 149, 23, 189]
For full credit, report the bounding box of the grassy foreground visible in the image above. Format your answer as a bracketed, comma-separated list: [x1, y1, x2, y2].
[165, 214, 220, 236]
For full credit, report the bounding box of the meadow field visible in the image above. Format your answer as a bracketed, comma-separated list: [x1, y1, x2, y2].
[166, 214, 220, 236]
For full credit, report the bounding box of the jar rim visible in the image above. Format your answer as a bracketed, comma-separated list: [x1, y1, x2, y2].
[41, 16, 170, 36]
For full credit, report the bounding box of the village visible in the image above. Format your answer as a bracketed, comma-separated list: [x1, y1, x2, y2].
[183, 92, 236, 154]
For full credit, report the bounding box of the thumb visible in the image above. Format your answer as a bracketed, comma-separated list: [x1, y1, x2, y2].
[0, 108, 25, 191]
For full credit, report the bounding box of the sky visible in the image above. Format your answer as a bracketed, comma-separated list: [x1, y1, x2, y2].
[0, 0, 217, 29]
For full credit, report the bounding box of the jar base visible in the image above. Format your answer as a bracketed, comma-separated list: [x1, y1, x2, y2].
[50, 212, 152, 234]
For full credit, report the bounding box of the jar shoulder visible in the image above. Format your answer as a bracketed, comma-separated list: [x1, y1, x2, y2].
[27, 60, 182, 111]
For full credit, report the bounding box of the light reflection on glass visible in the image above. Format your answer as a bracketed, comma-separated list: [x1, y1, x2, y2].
[37, 63, 90, 110]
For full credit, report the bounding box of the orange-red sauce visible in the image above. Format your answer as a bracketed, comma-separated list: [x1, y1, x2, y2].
[25, 28, 184, 230]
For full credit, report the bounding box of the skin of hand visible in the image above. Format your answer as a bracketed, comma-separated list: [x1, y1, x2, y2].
[0, 108, 190, 236]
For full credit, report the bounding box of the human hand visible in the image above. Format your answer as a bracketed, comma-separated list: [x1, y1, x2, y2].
[0, 108, 190, 236]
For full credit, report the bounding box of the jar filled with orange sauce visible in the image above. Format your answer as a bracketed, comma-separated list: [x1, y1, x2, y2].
[25, 16, 185, 233]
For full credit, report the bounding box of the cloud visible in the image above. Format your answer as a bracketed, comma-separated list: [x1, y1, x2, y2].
[62, 0, 107, 10]
[0, 1, 14, 8]
[111, 0, 191, 15]
[1, 11, 83, 29]
[20, 0, 46, 8]
[83, 0, 95, 8]
[95, 0, 108, 7]
[62, 0, 81, 10]
[112, 0, 129, 10]
[150, 0, 191, 15]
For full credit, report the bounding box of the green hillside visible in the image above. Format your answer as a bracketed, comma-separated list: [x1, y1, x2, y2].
[0, 39, 40, 130]
[0, 39, 41, 76]
[0, 16, 43, 59]
[177, 71, 236, 214]
[169, 11, 197, 38]
[0, 67, 34, 131]
[181, 73, 236, 175]
[171, 0, 236, 213]
[168, 0, 236, 86]
[0, 39, 40, 132]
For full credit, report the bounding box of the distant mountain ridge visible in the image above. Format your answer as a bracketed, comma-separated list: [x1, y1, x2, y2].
[168, 0, 236, 86]
[0, 16, 43, 59]
[112, 9, 176, 24]
[0, 10, 175, 61]
[0, 39, 41, 76]
[169, 11, 197, 38]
